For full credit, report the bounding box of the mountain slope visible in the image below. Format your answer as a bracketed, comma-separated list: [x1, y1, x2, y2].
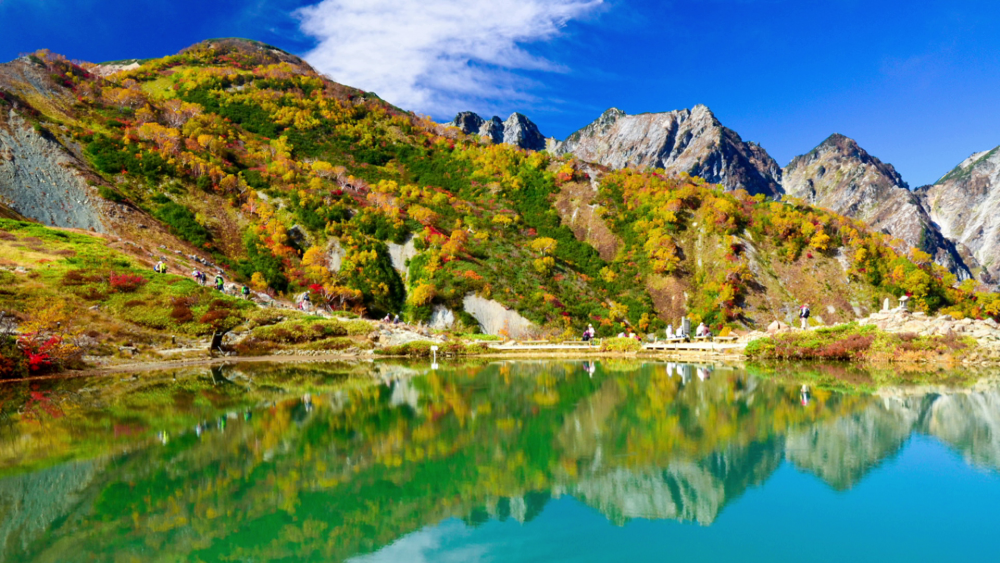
[551, 105, 783, 198]
[783, 134, 972, 279]
[920, 147, 1000, 282]
[0, 39, 994, 335]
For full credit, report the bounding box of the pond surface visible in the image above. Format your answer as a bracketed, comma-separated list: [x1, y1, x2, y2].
[1, 360, 1000, 562]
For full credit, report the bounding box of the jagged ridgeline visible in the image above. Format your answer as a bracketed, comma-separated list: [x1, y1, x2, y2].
[1, 39, 997, 333]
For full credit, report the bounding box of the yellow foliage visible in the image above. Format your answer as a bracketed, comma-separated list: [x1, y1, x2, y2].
[408, 282, 437, 307]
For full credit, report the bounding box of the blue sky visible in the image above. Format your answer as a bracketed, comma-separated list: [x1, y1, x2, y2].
[2, 0, 999, 186]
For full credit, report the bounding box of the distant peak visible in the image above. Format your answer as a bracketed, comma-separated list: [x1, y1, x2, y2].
[178, 38, 306, 68]
[813, 133, 867, 159]
[821, 132, 854, 146]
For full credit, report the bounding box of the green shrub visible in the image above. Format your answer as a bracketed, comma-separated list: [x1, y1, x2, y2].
[374, 340, 488, 356]
[745, 338, 776, 358]
[98, 185, 126, 203]
[0, 336, 28, 380]
[153, 201, 211, 247]
[301, 337, 360, 351]
[251, 319, 353, 344]
[600, 337, 642, 353]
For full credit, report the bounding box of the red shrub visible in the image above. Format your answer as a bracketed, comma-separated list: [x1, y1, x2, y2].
[109, 272, 148, 293]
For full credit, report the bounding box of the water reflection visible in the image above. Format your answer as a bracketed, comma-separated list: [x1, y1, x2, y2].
[0, 361, 998, 562]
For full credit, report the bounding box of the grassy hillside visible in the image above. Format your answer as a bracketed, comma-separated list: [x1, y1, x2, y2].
[2, 39, 998, 349]
[0, 219, 255, 376]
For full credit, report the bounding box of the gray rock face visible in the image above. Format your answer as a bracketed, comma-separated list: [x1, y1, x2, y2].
[450, 111, 484, 135]
[784, 134, 971, 278]
[920, 147, 1000, 282]
[386, 235, 416, 276]
[502, 113, 546, 151]
[551, 105, 783, 198]
[428, 304, 456, 330]
[448, 111, 545, 150]
[462, 293, 535, 338]
[478, 116, 504, 144]
[0, 109, 106, 231]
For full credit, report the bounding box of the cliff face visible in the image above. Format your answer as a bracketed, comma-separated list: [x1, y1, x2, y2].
[448, 111, 546, 150]
[551, 105, 783, 198]
[920, 147, 1000, 282]
[783, 134, 972, 279]
[0, 109, 106, 232]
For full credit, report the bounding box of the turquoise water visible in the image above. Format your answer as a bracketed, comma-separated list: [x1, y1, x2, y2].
[1, 361, 999, 562]
[361, 437, 1000, 563]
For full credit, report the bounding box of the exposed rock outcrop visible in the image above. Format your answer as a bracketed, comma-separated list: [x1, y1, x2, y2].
[462, 293, 535, 338]
[551, 105, 783, 197]
[448, 111, 546, 150]
[920, 147, 1000, 282]
[0, 109, 106, 231]
[784, 134, 971, 278]
[428, 305, 456, 331]
[859, 309, 1000, 344]
[386, 235, 417, 276]
[501, 113, 546, 151]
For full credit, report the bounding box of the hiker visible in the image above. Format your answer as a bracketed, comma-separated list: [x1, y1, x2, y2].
[154, 261, 164, 274]
[241, 285, 250, 300]
[393, 314, 400, 324]
[696, 322, 709, 337]
[582, 324, 595, 342]
[799, 303, 811, 329]
[192, 270, 201, 284]
[666, 324, 673, 339]
[215, 275, 224, 291]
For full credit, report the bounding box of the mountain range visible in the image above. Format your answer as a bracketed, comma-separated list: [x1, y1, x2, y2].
[452, 106, 999, 284]
[0, 39, 996, 340]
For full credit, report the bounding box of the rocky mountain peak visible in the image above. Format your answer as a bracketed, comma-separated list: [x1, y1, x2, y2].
[783, 134, 969, 278]
[451, 111, 484, 134]
[502, 112, 546, 151]
[447, 111, 545, 150]
[921, 146, 1000, 281]
[552, 105, 783, 197]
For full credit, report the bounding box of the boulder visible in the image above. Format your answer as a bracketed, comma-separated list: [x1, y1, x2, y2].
[767, 321, 790, 334]
[428, 305, 455, 331]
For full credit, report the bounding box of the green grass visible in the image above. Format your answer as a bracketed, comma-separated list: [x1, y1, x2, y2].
[0, 219, 250, 352]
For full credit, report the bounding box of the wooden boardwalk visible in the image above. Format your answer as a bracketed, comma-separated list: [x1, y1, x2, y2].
[485, 338, 746, 353]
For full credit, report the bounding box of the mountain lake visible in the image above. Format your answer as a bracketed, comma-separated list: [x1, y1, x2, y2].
[1, 360, 999, 562]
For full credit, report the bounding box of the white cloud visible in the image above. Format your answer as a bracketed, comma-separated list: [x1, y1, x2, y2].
[347, 520, 493, 563]
[295, 0, 601, 117]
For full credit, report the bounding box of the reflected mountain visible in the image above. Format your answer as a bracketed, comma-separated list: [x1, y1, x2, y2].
[785, 396, 925, 490]
[0, 361, 998, 562]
